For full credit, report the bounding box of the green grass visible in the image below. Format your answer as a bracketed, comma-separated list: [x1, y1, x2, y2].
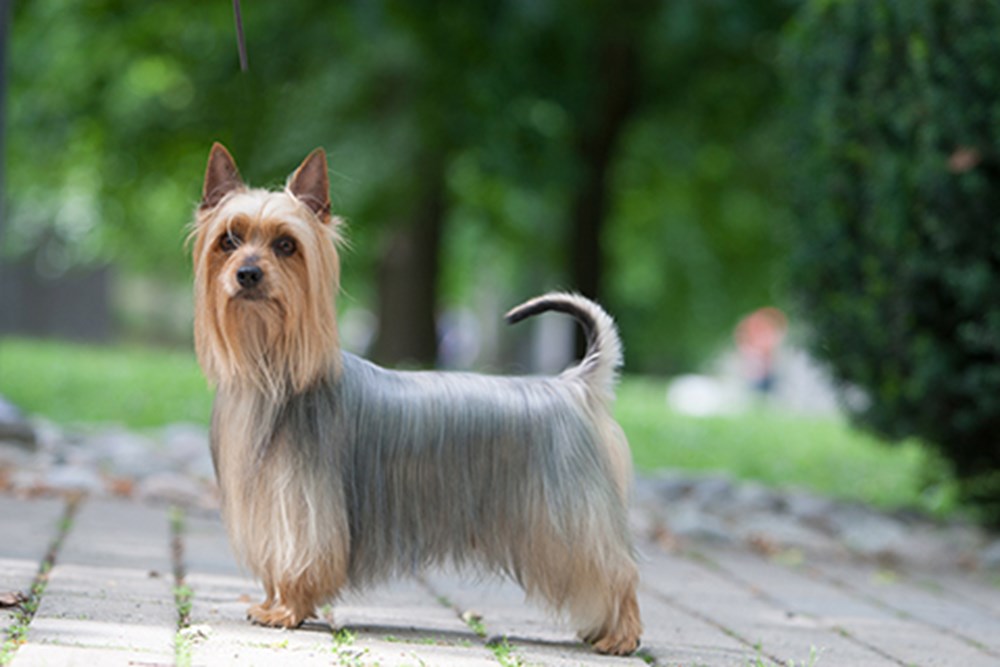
[617, 379, 956, 514]
[0, 337, 211, 427]
[0, 337, 957, 514]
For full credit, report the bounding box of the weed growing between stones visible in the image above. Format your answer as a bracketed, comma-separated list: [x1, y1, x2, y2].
[486, 637, 524, 667]
[636, 648, 656, 665]
[170, 506, 198, 667]
[173, 629, 193, 667]
[461, 610, 487, 638]
[330, 628, 372, 666]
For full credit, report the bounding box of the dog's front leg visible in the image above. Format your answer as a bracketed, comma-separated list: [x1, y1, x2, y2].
[247, 576, 325, 629]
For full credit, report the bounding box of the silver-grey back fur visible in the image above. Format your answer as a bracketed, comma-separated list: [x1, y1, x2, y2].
[297, 352, 627, 586]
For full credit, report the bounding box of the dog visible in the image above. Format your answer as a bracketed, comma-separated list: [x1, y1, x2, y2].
[189, 143, 642, 655]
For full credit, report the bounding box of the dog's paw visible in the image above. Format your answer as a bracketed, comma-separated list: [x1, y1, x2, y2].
[247, 602, 305, 629]
[590, 631, 640, 656]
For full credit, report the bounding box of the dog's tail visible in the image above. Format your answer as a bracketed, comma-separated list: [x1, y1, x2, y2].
[505, 292, 623, 400]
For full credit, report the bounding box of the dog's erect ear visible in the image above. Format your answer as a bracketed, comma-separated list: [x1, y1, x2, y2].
[201, 143, 244, 210]
[287, 148, 331, 223]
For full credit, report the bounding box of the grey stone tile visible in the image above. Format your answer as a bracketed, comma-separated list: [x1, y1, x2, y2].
[707, 549, 1000, 667]
[12, 642, 172, 667]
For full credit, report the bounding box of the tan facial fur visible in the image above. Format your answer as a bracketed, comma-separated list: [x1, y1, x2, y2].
[191, 145, 342, 397]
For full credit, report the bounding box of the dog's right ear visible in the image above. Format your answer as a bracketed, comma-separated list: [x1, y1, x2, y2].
[201, 142, 244, 210]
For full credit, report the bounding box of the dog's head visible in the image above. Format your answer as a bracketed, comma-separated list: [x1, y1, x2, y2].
[190, 143, 342, 396]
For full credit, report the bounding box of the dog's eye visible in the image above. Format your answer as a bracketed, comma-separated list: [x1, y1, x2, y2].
[219, 232, 241, 253]
[273, 236, 297, 258]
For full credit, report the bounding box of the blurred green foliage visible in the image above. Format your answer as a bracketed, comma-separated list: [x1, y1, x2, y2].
[785, 0, 1000, 523]
[6, 0, 797, 371]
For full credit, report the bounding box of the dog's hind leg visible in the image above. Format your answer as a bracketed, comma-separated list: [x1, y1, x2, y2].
[520, 517, 642, 655]
[580, 564, 642, 656]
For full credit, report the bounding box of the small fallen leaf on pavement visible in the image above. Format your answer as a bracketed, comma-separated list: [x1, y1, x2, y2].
[747, 534, 781, 557]
[0, 591, 27, 608]
[106, 475, 136, 498]
[650, 521, 678, 552]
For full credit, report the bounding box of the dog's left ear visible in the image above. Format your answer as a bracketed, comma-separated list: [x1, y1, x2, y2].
[288, 148, 332, 223]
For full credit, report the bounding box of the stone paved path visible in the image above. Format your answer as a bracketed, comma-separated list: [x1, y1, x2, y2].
[2, 494, 1000, 666]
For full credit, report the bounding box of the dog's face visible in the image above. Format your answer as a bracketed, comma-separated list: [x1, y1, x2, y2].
[191, 144, 342, 395]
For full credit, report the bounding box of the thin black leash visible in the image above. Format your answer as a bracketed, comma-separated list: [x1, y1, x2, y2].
[232, 0, 248, 71]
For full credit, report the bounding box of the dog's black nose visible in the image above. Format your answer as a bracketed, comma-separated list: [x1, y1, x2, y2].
[236, 265, 263, 288]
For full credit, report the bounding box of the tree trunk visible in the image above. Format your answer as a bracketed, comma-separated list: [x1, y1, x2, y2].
[569, 31, 639, 353]
[371, 160, 445, 367]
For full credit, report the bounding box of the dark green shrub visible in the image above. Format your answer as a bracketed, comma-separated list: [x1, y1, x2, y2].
[784, 0, 1000, 523]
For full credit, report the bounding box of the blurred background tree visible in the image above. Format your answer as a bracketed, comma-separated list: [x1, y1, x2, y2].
[2, 0, 796, 372]
[785, 0, 1000, 524]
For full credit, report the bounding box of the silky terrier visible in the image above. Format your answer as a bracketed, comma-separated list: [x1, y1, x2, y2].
[189, 143, 642, 655]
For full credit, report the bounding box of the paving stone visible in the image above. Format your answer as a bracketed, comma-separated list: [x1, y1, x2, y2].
[425, 569, 648, 666]
[425, 570, 573, 643]
[40, 564, 174, 606]
[642, 550, 893, 666]
[13, 642, 173, 667]
[185, 620, 341, 667]
[183, 512, 499, 666]
[811, 559, 1000, 656]
[343, 636, 499, 667]
[338, 578, 485, 638]
[707, 549, 1000, 667]
[0, 496, 66, 561]
[911, 570, 1000, 618]
[0, 498, 66, 630]
[181, 512, 241, 577]
[24, 617, 175, 657]
[981, 538, 1000, 571]
[638, 591, 768, 667]
[24, 499, 175, 657]
[186, 571, 256, 612]
[55, 499, 172, 572]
